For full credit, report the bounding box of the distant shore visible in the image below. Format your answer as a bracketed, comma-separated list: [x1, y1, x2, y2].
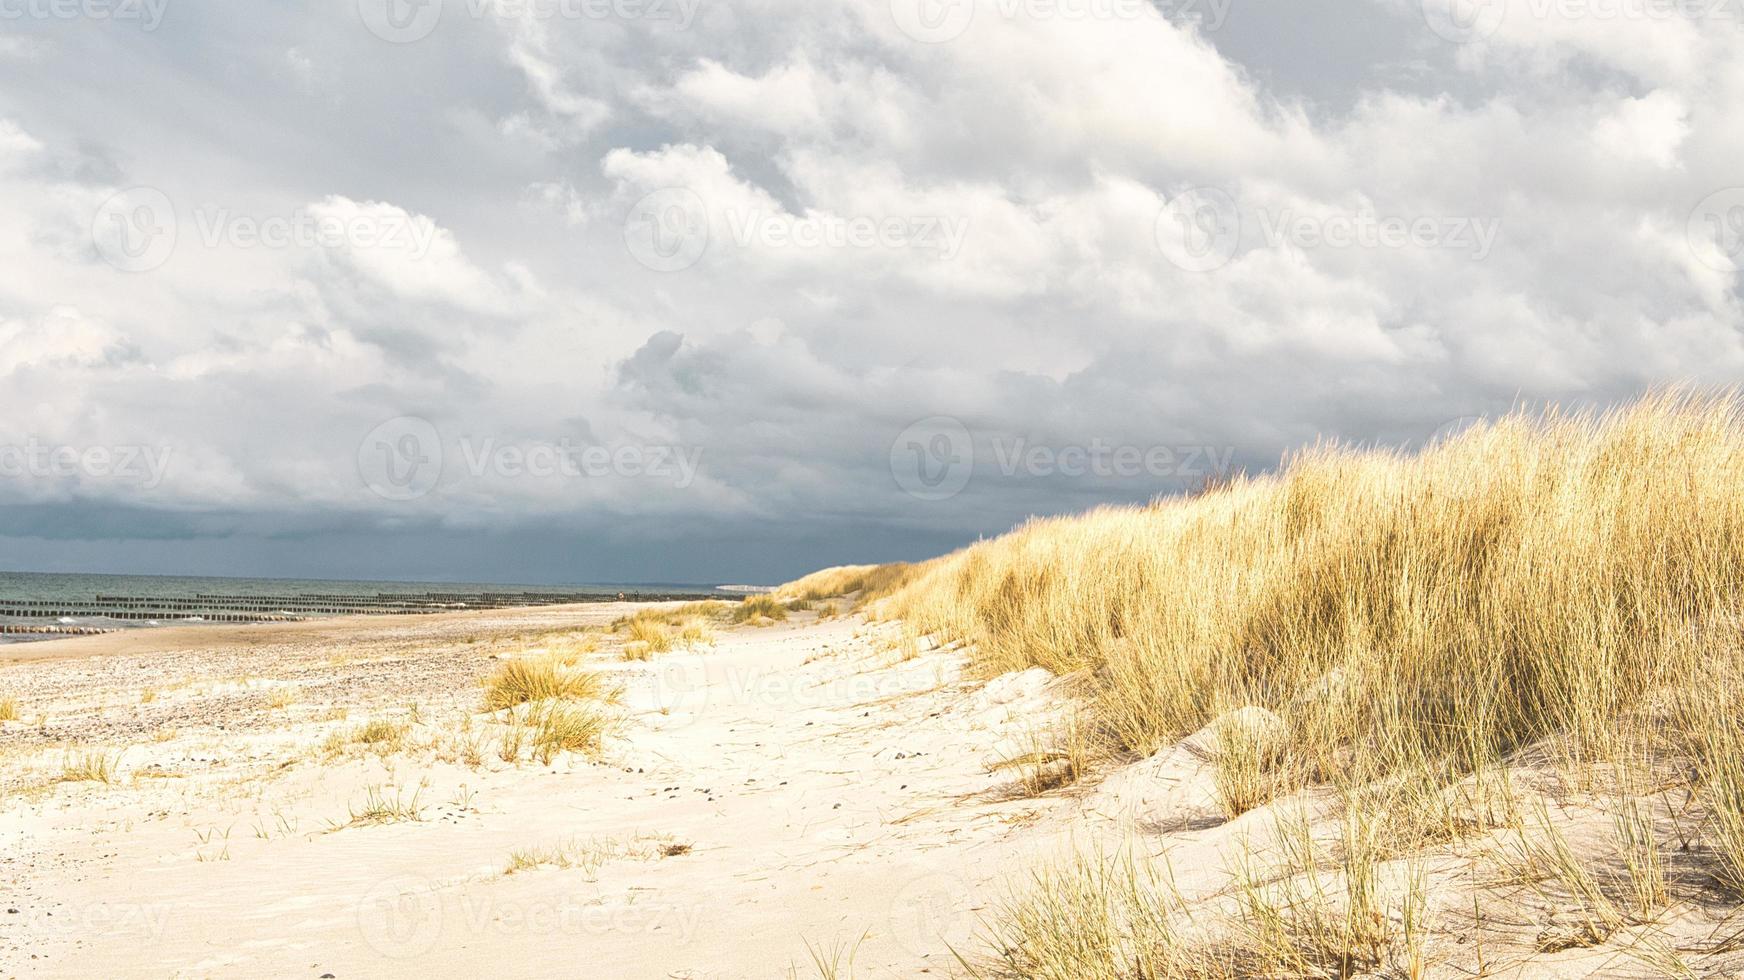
[0, 570, 738, 648]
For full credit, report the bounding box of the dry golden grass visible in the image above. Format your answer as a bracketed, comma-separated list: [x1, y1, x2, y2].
[879, 391, 1744, 798]
[476, 652, 619, 764]
[976, 846, 1211, 980]
[731, 594, 790, 625]
[520, 698, 616, 764]
[544, 630, 602, 665]
[778, 564, 922, 604]
[0, 697, 17, 722]
[502, 832, 683, 877]
[58, 748, 123, 784]
[626, 618, 675, 654]
[481, 657, 608, 711]
[610, 603, 725, 656]
[320, 716, 410, 757]
[794, 390, 1744, 974]
[612, 601, 730, 629]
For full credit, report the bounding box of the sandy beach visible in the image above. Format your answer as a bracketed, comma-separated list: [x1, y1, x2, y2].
[0, 603, 1098, 978]
[7, 574, 1743, 978]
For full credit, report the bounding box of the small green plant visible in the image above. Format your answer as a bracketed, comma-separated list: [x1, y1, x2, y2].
[342, 784, 425, 828]
[193, 825, 232, 862]
[803, 931, 867, 980]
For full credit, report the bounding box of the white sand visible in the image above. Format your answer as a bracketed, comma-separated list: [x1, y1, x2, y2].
[1, 608, 1093, 978]
[6, 607, 1730, 978]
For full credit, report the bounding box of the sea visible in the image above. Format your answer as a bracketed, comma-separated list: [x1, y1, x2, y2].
[0, 571, 739, 644]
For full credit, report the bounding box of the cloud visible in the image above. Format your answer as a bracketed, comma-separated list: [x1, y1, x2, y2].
[0, 0, 1740, 581]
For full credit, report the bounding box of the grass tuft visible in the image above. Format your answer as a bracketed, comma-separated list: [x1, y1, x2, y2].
[502, 832, 684, 877]
[482, 657, 607, 711]
[58, 748, 123, 784]
[731, 594, 790, 625]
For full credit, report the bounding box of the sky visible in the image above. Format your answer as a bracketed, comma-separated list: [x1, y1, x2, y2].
[0, 0, 1740, 585]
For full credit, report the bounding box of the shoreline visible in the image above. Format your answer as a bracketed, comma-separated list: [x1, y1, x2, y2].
[0, 601, 680, 665]
[0, 593, 736, 660]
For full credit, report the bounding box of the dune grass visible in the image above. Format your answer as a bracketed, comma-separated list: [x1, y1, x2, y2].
[481, 656, 609, 711]
[0, 697, 17, 722]
[611, 602, 728, 657]
[880, 391, 1744, 800]
[475, 653, 620, 764]
[520, 698, 616, 764]
[319, 716, 411, 757]
[778, 563, 922, 604]
[731, 594, 790, 624]
[800, 389, 1744, 973]
[58, 748, 124, 784]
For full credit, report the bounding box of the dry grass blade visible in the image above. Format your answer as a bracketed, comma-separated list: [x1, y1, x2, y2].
[58, 748, 124, 784]
[732, 594, 790, 625]
[481, 656, 608, 711]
